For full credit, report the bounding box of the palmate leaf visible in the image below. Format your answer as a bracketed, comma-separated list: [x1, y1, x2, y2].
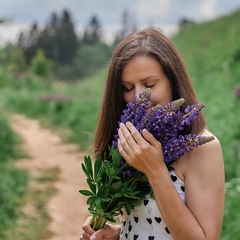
[122, 188, 140, 199]
[95, 168, 106, 183]
[96, 184, 109, 198]
[105, 165, 117, 179]
[87, 196, 98, 207]
[108, 181, 123, 195]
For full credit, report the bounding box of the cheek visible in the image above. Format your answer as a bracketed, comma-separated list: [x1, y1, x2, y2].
[151, 91, 172, 106]
[123, 93, 133, 103]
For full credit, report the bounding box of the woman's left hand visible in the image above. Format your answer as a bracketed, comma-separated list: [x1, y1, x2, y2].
[117, 121, 165, 176]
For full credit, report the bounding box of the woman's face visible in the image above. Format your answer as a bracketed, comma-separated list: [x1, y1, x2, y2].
[121, 55, 172, 107]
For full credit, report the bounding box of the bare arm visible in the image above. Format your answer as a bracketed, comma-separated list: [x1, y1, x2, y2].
[148, 138, 224, 240]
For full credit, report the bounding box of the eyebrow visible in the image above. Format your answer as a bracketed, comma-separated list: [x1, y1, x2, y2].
[122, 76, 159, 83]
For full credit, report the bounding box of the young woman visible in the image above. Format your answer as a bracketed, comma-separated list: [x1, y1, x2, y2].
[80, 28, 225, 240]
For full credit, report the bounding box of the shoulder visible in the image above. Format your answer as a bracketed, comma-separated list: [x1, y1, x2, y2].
[174, 130, 224, 177]
[183, 129, 225, 189]
[188, 130, 223, 167]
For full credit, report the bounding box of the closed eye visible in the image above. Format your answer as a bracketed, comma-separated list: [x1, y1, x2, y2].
[145, 84, 155, 88]
[122, 86, 134, 92]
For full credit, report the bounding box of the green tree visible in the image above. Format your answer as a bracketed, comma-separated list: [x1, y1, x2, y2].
[38, 12, 59, 61]
[30, 49, 51, 77]
[54, 9, 78, 64]
[114, 9, 137, 43]
[82, 15, 102, 44]
[74, 41, 111, 78]
[19, 9, 78, 67]
[18, 22, 40, 64]
[7, 44, 27, 72]
[74, 14, 112, 78]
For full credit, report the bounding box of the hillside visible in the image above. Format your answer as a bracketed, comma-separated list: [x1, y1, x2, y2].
[171, 11, 240, 238]
[172, 9, 240, 180]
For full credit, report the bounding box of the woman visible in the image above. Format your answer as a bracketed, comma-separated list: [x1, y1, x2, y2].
[80, 28, 225, 240]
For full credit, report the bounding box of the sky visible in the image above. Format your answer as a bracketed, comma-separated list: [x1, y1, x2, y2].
[0, 0, 240, 45]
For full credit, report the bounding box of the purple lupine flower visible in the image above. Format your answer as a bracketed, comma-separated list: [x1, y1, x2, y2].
[112, 88, 213, 175]
[162, 134, 214, 164]
[112, 89, 151, 147]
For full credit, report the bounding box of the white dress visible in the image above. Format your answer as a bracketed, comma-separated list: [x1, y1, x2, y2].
[119, 171, 185, 240]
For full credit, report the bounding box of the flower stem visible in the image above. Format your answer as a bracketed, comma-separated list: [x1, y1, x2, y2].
[90, 215, 107, 231]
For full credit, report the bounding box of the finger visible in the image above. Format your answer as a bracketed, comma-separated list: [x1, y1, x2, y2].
[118, 138, 129, 161]
[90, 227, 108, 240]
[81, 217, 95, 240]
[80, 231, 90, 240]
[119, 123, 138, 145]
[118, 126, 134, 155]
[142, 129, 162, 151]
[82, 224, 95, 236]
[125, 122, 146, 144]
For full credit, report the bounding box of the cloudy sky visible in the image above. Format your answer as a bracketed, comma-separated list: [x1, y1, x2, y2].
[0, 0, 240, 44]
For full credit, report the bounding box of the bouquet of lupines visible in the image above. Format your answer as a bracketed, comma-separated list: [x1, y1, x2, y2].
[80, 88, 214, 230]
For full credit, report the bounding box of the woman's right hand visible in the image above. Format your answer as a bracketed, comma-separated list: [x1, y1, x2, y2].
[80, 217, 94, 240]
[80, 217, 121, 240]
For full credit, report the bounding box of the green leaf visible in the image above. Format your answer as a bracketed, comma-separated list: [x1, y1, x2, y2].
[84, 156, 93, 178]
[87, 178, 96, 194]
[94, 155, 102, 179]
[105, 164, 117, 179]
[82, 163, 92, 179]
[79, 190, 93, 196]
[97, 185, 108, 198]
[104, 213, 116, 223]
[108, 181, 122, 195]
[124, 202, 134, 215]
[111, 147, 122, 169]
[167, 165, 175, 171]
[114, 192, 124, 198]
[111, 176, 121, 180]
[87, 196, 98, 207]
[121, 184, 140, 199]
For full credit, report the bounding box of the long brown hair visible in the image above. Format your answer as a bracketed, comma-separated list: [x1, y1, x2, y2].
[93, 27, 206, 157]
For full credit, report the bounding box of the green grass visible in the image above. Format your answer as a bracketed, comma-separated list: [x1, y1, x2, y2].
[1, 71, 106, 151]
[172, 10, 240, 238]
[0, 164, 29, 238]
[2, 167, 59, 240]
[0, 113, 29, 238]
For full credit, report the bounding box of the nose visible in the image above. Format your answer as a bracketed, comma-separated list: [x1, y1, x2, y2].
[134, 86, 146, 97]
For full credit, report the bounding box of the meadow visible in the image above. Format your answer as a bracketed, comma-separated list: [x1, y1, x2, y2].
[1, 9, 240, 239]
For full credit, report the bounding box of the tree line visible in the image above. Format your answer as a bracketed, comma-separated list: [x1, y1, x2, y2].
[1, 9, 194, 81]
[16, 9, 137, 80]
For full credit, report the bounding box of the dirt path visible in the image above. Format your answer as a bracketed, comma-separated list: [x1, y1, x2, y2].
[11, 114, 89, 240]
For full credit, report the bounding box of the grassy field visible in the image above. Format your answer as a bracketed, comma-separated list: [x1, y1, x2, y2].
[1, 9, 240, 239]
[0, 113, 29, 238]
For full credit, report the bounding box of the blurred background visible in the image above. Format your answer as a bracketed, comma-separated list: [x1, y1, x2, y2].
[1, 0, 240, 239]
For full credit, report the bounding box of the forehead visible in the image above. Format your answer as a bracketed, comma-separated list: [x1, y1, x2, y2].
[122, 55, 165, 81]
